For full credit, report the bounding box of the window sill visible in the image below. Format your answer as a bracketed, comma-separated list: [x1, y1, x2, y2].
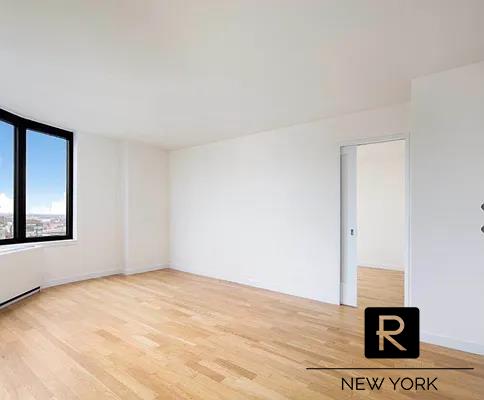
[0, 239, 77, 255]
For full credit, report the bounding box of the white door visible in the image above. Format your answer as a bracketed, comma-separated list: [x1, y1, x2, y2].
[340, 145, 358, 306]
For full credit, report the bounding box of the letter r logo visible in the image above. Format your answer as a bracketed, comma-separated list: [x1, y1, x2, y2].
[365, 307, 419, 359]
[377, 315, 406, 351]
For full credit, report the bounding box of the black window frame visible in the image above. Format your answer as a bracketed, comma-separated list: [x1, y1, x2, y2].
[0, 108, 74, 246]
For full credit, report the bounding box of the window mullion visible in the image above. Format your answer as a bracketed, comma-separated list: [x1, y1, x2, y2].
[14, 125, 26, 241]
[66, 139, 74, 239]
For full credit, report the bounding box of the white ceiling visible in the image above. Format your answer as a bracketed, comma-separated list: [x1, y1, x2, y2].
[1, 1, 483, 149]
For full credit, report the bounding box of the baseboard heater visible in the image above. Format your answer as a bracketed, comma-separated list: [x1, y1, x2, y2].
[0, 246, 44, 310]
[0, 286, 40, 309]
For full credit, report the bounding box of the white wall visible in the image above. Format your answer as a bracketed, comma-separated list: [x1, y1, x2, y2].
[123, 142, 170, 274]
[42, 134, 170, 286]
[0, 131, 170, 292]
[169, 104, 409, 304]
[411, 62, 484, 354]
[41, 133, 125, 286]
[357, 141, 405, 270]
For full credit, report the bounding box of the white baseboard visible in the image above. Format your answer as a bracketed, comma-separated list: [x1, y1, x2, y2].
[123, 264, 169, 276]
[421, 331, 484, 356]
[42, 268, 121, 289]
[42, 265, 170, 288]
[359, 263, 405, 271]
[169, 265, 339, 305]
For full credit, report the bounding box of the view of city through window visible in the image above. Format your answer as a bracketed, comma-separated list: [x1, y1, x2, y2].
[0, 124, 68, 240]
[0, 214, 67, 239]
[0, 214, 13, 240]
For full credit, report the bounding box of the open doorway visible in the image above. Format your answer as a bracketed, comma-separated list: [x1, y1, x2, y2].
[340, 138, 407, 308]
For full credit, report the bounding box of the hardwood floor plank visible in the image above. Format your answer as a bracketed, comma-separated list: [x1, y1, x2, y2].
[358, 266, 404, 307]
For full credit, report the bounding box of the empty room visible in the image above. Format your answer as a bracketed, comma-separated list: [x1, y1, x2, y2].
[0, 1, 483, 399]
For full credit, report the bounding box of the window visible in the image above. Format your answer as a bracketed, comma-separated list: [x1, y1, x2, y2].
[26, 130, 68, 238]
[0, 109, 73, 245]
[0, 121, 15, 240]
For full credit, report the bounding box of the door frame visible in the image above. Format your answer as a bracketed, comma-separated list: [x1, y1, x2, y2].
[338, 133, 411, 307]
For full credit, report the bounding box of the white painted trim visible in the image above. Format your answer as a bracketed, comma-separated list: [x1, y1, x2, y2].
[338, 133, 411, 307]
[123, 265, 169, 276]
[359, 263, 404, 271]
[404, 134, 411, 307]
[171, 265, 339, 305]
[0, 239, 77, 257]
[338, 132, 408, 147]
[41, 269, 121, 288]
[122, 141, 130, 272]
[421, 332, 484, 356]
[42, 264, 170, 288]
[0, 243, 40, 255]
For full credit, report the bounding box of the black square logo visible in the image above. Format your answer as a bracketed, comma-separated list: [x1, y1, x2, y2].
[365, 307, 419, 359]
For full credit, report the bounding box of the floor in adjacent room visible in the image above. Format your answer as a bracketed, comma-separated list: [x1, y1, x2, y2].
[0, 269, 482, 399]
[357, 266, 404, 308]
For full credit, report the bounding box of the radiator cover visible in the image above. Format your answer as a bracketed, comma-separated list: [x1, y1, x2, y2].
[0, 245, 43, 307]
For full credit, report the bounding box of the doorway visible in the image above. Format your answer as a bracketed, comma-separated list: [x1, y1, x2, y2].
[340, 138, 408, 308]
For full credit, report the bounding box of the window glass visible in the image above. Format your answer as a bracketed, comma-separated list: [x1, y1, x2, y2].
[26, 130, 67, 237]
[0, 121, 15, 239]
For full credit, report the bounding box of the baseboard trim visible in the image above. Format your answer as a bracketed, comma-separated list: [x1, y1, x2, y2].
[123, 265, 169, 276]
[42, 265, 170, 289]
[359, 263, 405, 271]
[421, 331, 484, 355]
[42, 269, 121, 289]
[169, 265, 339, 305]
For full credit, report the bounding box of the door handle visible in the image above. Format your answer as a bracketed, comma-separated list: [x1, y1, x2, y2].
[350, 228, 355, 236]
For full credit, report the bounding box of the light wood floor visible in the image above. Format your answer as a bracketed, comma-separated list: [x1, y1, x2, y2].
[0, 269, 482, 399]
[358, 266, 404, 308]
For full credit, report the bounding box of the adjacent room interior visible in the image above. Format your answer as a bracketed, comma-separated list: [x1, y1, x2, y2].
[0, 1, 483, 399]
[357, 140, 406, 308]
